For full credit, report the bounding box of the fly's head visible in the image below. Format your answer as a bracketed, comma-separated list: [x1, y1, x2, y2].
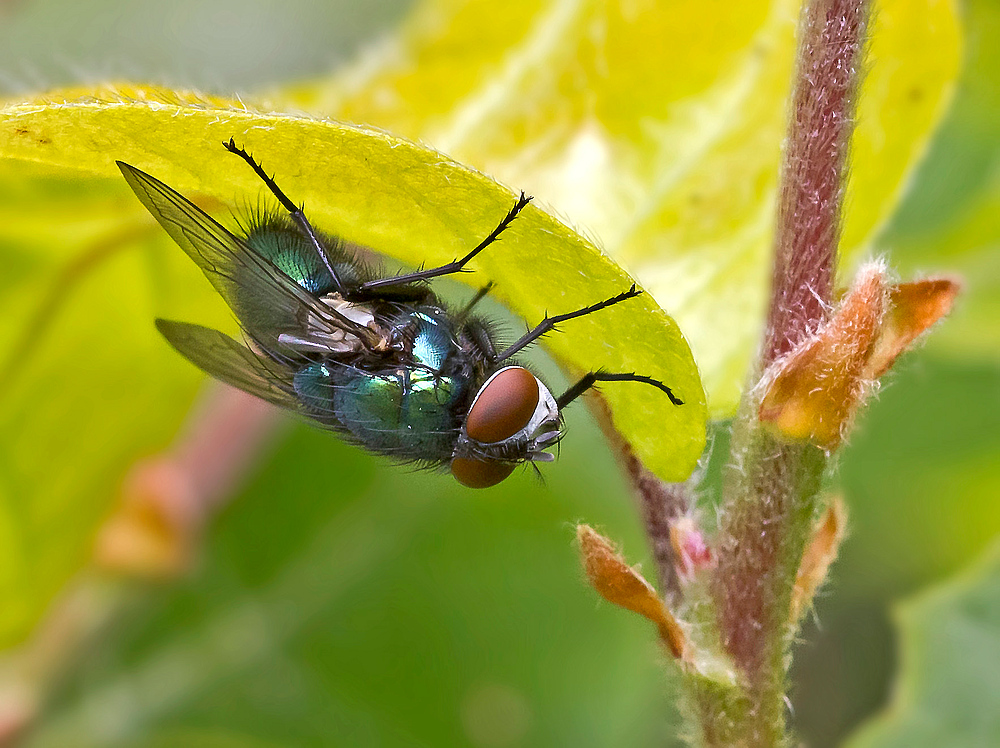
[451, 366, 563, 488]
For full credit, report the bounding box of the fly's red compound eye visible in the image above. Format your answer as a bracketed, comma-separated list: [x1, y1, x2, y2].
[464, 366, 539, 443]
[450, 367, 542, 488]
[450, 457, 516, 488]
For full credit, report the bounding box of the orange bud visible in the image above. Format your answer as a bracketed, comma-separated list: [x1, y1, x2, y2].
[790, 497, 847, 623]
[759, 263, 888, 449]
[94, 458, 201, 578]
[865, 278, 960, 379]
[760, 264, 959, 450]
[577, 525, 689, 660]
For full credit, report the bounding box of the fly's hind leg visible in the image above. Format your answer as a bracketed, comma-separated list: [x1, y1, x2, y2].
[223, 138, 349, 296]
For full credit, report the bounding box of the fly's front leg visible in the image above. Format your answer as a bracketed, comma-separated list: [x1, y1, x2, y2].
[557, 371, 683, 409]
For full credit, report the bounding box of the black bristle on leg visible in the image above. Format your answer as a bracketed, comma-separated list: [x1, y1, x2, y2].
[494, 285, 643, 362]
[358, 194, 532, 292]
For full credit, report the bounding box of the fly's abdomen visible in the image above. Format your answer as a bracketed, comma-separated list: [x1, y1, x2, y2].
[293, 362, 464, 461]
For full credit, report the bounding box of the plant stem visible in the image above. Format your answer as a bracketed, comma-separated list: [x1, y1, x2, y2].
[698, 0, 871, 744]
[629, 458, 692, 601]
[764, 0, 869, 368]
[594, 395, 691, 600]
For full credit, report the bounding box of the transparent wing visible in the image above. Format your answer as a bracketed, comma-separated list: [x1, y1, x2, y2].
[156, 319, 302, 411]
[119, 162, 374, 350]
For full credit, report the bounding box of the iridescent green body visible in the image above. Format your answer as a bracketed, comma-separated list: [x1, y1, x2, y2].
[237, 213, 484, 462]
[293, 308, 471, 458]
[234, 219, 370, 352]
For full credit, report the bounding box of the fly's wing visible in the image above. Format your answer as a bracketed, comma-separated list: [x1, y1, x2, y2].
[156, 319, 301, 411]
[118, 162, 376, 352]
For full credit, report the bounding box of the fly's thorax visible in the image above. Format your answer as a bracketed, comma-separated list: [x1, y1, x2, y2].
[451, 366, 562, 488]
[243, 217, 370, 292]
[385, 305, 462, 368]
[291, 304, 473, 462]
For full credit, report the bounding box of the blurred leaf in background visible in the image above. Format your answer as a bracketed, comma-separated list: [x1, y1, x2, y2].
[0, 0, 996, 747]
[845, 540, 1000, 747]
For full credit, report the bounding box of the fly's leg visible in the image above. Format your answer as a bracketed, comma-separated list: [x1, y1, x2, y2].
[493, 285, 642, 361]
[495, 284, 684, 406]
[456, 282, 495, 322]
[223, 139, 348, 296]
[358, 194, 531, 293]
[557, 371, 683, 409]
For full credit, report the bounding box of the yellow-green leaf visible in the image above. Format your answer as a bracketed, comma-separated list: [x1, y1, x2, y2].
[0, 160, 218, 646]
[0, 90, 706, 477]
[0, 93, 703, 646]
[278, 0, 961, 414]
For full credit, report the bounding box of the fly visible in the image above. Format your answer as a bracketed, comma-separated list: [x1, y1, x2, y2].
[117, 139, 683, 488]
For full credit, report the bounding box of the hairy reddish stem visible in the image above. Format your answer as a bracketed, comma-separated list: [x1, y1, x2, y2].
[763, 0, 869, 367]
[594, 395, 691, 600]
[703, 0, 871, 744]
[628, 457, 692, 601]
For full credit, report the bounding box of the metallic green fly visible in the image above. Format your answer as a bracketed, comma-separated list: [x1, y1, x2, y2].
[118, 140, 682, 487]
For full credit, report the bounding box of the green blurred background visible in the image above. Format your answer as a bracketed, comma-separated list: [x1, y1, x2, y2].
[1, 1, 998, 746]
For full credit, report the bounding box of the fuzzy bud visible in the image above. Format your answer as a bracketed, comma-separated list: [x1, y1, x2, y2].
[790, 497, 847, 623]
[759, 263, 958, 449]
[669, 516, 715, 583]
[577, 525, 689, 660]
